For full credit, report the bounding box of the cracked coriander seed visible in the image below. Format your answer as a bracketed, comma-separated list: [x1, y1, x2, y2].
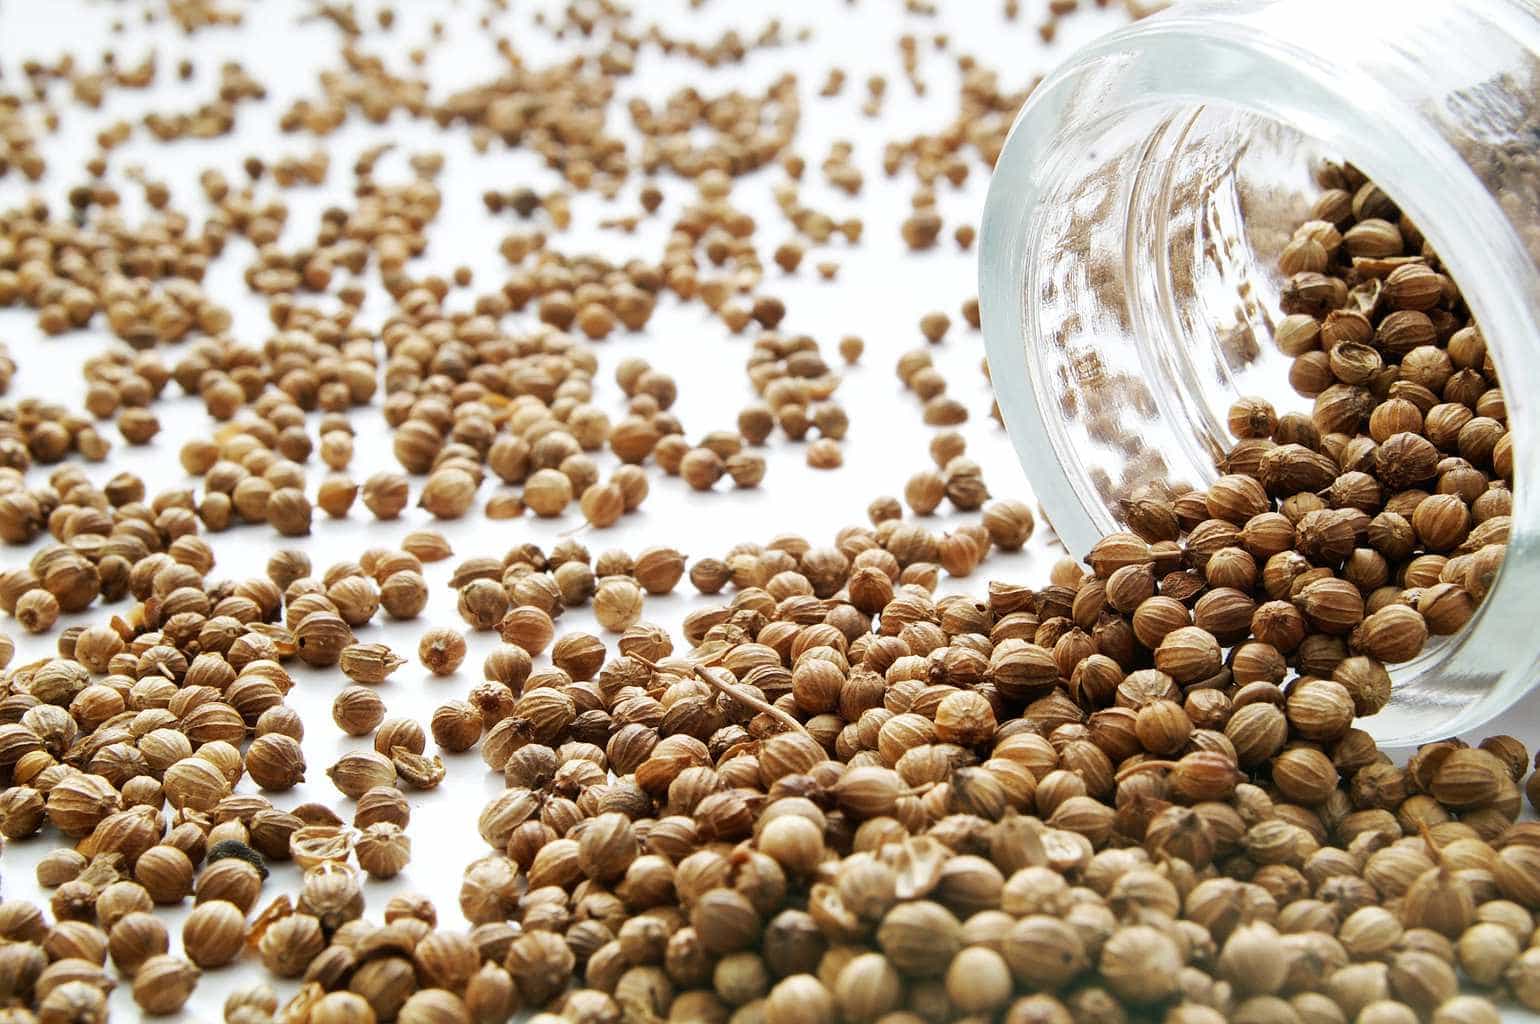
[339, 642, 407, 684]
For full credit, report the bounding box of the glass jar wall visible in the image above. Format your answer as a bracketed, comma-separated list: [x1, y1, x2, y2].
[981, 0, 1540, 744]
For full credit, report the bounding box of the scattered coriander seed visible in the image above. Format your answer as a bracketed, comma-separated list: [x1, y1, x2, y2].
[485, 493, 525, 518]
[726, 451, 766, 487]
[634, 547, 685, 594]
[524, 469, 573, 517]
[580, 482, 626, 528]
[457, 578, 511, 631]
[982, 499, 1035, 550]
[380, 571, 430, 620]
[109, 912, 169, 975]
[117, 408, 161, 445]
[181, 899, 245, 968]
[807, 438, 842, 469]
[919, 310, 951, 343]
[419, 466, 478, 519]
[497, 606, 555, 655]
[340, 642, 407, 684]
[333, 686, 387, 736]
[401, 531, 453, 562]
[266, 487, 312, 536]
[419, 627, 467, 676]
[906, 470, 946, 515]
[375, 718, 427, 758]
[356, 822, 412, 879]
[132, 954, 199, 1014]
[316, 475, 358, 517]
[15, 589, 59, 633]
[246, 733, 306, 791]
[329, 576, 380, 627]
[431, 701, 483, 753]
[134, 845, 194, 904]
[327, 750, 397, 800]
[362, 472, 411, 520]
[355, 785, 412, 832]
[681, 448, 725, 490]
[295, 611, 353, 667]
[593, 577, 644, 632]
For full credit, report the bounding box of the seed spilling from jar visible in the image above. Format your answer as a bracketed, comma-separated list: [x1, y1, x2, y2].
[0, 2, 1527, 1022]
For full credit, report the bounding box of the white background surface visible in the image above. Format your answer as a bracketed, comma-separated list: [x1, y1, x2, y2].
[0, 1, 1535, 1020]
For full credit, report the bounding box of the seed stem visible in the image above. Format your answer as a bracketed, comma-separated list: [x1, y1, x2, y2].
[693, 665, 811, 737]
[1114, 759, 1180, 782]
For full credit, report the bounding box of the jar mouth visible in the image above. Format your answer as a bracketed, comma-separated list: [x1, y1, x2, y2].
[981, 19, 1540, 745]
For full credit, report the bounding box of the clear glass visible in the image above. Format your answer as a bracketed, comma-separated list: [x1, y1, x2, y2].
[980, 0, 1540, 745]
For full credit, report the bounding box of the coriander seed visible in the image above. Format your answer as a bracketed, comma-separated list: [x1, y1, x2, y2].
[419, 627, 467, 675]
[594, 577, 644, 632]
[333, 686, 386, 736]
[356, 822, 412, 879]
[131, 954, 199, 1014]
[362, 472, 411, 519]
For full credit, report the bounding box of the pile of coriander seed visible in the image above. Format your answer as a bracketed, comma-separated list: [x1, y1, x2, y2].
[0, 1, 1533, 1024]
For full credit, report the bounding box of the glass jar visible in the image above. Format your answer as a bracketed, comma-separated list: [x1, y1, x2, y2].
[980, 0, 1540, 745]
